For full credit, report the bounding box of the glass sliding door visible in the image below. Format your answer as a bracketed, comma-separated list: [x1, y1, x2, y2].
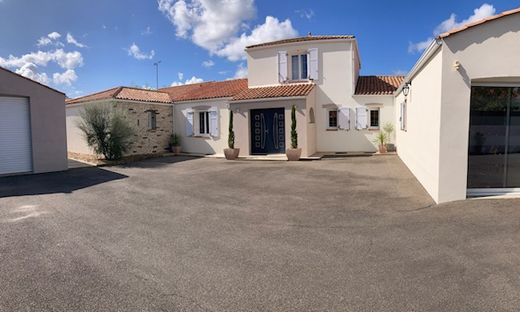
[468, 86, 520, 189]
[507, 88, 520, 187]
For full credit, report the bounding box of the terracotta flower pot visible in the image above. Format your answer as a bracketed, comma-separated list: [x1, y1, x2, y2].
[378, 144, 387, 154]
[224, 148, 240, 160]
[172, 145, 182, 155]
[286, 148, 302, 161]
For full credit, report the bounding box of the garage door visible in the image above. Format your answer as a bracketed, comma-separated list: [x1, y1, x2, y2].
[0, 97, 32, 175]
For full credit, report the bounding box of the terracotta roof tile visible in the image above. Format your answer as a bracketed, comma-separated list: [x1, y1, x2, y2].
[439, 7, 520, 38]
[354, 76, 404, 95]
[160, 79, 248, 102]
[232, 83, 315, 101]
[246, 35, 355, 49]
[66, 87, 173, 104]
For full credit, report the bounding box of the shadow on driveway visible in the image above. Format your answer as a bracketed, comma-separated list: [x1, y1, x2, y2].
[116, 155, 200, 169]
[0, 167, 127, 198]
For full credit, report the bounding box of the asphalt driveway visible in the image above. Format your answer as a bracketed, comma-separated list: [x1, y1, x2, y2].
[1, 156, 520, 311]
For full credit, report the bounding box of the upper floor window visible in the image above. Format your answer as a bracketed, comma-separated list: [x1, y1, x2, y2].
[291, 54, 308, 80]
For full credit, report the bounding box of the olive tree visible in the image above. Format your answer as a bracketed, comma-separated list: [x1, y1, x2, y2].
[78, 104, 135, 160]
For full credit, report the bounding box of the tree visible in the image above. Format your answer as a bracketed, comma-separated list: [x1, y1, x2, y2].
[78, 104, 135, 160]
[290, 105, 297, 148]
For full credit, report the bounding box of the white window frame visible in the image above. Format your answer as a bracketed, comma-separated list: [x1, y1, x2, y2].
[196, 110, 210, 136]
[290, 53, 308, 81]
[327, 108, 338, 129]
[368, 108, 380, 130]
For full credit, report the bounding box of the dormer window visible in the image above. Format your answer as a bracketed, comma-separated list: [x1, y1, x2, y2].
[291, 54, 308, 80]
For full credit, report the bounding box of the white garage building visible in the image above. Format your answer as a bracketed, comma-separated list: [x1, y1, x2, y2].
[0, 67, 67, 176]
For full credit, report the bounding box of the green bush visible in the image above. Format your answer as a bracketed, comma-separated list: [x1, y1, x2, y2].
[78, 104, 135, 160]
[169, 133, 180, 146]
[228, 110, 235, 149]
[290, 105, 297, 148]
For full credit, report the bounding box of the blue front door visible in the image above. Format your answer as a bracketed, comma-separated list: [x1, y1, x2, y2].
[250, 108, 285, 154]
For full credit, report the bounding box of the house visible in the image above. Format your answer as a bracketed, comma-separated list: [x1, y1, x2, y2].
[0, 66, 67, 175]
[395, 7, 520, 203]
[162, 36, 402, 157]
[66, 87, 174, 159]
[65, 5, 520, 204]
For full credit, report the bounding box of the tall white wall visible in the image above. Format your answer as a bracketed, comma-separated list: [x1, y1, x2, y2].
[396, 49, 444, 201]
[437, 13, 520, 202]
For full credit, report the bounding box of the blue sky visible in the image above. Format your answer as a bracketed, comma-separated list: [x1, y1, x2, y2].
[0, 0, 517, 97]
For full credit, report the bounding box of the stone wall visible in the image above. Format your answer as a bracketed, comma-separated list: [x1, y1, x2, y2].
[114, 100, 174, 156]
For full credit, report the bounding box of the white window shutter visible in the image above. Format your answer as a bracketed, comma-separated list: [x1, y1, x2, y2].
[355, 107, 368, 130]
[308, 48, 318, 80]
[278, 51, 287, 83]
[338, 107, 350, 130]
[399, 102, 404, 130]
[209, 107, 219, 137]
[186, 110, 194, 136]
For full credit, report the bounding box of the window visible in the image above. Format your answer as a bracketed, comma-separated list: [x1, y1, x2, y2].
[198, 111, 210, 135]
[369, 108, 380, 129]
[291, 54, 308, 80]
[147, 110, 157, 130]
[328, 110, 338, 128]
[400, 101, 407, 131]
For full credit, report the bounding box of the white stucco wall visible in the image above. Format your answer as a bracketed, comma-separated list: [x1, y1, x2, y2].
[396, 48, 444, 202]
[66, 102, 111, 155]
[436, 13, 520, 202]
[174, 99, 230, 156]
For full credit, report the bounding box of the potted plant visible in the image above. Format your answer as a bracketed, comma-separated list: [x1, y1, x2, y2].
[224, 110, 240, 160]
[169, 133, 181, 155]
[382, 123, 395, 152]
[373, 131, 388, 153]
[286, 105, 301, 161]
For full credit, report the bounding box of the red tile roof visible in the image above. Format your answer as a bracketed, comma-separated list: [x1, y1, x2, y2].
[354, 76, 404, 95]
[160, 79, 248, 102]
[246, 35, 355, 49]
[439, 7, 520, 38]
[231, 83, 315, 101]
[66, 86, 173, 104]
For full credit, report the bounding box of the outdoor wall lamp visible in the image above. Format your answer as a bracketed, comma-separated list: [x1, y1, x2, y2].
[403, 82, 411, 97]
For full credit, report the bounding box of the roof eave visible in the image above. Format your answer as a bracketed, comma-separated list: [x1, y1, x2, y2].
[395, 39, 443, 95]
[245, 37, 356, 51]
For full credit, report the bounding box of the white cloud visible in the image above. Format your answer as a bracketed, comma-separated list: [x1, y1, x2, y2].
[0, 49, 83, 70]
[158, 0, 297, 61]
[295, 9, 314, 20]
[66, 33, 86, 48]
[202, 59, 214, 68]
[127, 43, 155, 60]
[233, 63, 247, 78]
[52, 69, 78, 85]
[170, 73, 204, 86]
[409, 3, 496, 53]
[0, 33, 84, 87]
[15, 63, 50, 84]
[215, 16, 297, 61]
[37, 32, 63, 47]
[142, 26, 152, 35]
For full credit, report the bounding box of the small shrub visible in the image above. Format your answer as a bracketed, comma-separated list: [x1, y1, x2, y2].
[228, 110, 235, 149]
[290, 105, 297, 148]
[373, 131, 388, 146]
[169, 133, 180, 146]
[78, 104, 135, 160]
